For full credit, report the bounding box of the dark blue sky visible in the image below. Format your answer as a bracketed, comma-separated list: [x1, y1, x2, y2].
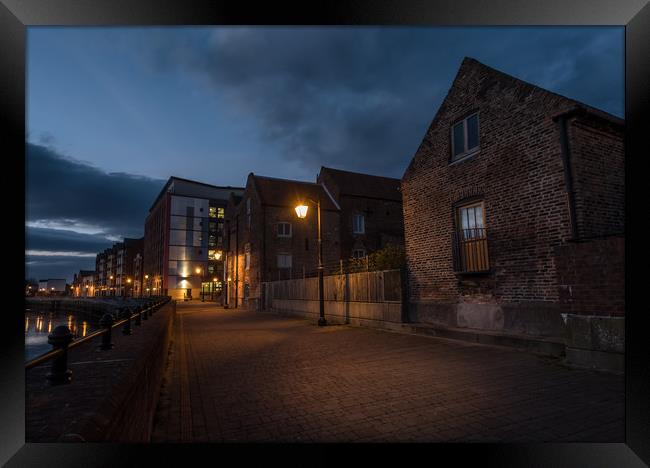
[25, 26, 624, 281]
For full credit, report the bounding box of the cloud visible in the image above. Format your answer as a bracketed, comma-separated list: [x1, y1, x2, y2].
[26, 250, 97, 257]
[132, 27, 622, 179]
[26, 142, 165, 238]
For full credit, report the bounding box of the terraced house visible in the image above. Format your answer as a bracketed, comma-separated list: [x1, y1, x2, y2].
[401, 57, 624, 371]
[225, 174, 341, 310]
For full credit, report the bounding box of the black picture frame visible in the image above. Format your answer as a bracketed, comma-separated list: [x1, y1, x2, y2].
[3, 1, 648, 466]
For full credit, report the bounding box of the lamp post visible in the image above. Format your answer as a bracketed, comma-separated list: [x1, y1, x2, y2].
[295, 198, 326, 326]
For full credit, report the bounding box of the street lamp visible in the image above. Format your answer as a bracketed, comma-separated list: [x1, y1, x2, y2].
[295, 198, 327, 326]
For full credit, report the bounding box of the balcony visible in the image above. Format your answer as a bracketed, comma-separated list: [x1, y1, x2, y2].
[452, 227, 490, 273]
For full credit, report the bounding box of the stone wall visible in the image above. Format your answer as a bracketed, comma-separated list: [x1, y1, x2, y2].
[26, 301, 175, 442]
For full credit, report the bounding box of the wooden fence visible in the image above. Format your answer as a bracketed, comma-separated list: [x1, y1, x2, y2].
[263, 269, 402, 305]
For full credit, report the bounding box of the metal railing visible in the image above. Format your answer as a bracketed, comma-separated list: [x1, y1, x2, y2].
[452, 227, 490, 273]
[25, 296, 174, 385]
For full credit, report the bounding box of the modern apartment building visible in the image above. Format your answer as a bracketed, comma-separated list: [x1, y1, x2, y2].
[144, 176, 244, 301]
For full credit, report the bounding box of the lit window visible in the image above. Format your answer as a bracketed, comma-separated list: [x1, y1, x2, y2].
[352, 214, 365, 234]
[217, 207, 224, 219]
[277, 253, 292, 269]
[454, 201, 489, 273]
[277, 222, 292, 237]
[451, 112, 480, 161]
[209, 207, 217, 218]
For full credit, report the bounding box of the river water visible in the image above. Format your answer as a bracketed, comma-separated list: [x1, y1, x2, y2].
[24, 309, 99, 361]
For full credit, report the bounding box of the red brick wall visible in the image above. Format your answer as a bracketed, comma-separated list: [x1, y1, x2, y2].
[401, 58, 623, 308]
[263, 205, 340, 282]
[568, 118, 625, 239]
[554, 236, 624, 316]
[226, 178, 341, 308]
[335, 196, 404, 258]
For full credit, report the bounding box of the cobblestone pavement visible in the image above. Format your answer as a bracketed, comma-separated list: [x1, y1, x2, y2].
[151, 303, 624, 443]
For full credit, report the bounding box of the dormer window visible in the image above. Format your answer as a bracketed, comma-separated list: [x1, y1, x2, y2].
[451, 112, 480, 162]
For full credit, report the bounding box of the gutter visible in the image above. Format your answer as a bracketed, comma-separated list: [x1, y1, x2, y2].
[556, 114, 579, 241]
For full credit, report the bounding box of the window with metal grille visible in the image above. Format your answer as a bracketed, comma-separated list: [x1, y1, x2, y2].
[453, 201, 489, 273]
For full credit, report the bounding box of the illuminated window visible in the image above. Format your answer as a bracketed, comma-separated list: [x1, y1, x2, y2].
[217, 207, 224, 218]
[209, 207, 217, 218]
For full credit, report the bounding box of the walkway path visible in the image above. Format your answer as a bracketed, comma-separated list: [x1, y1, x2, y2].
[151, 302, 624, 443]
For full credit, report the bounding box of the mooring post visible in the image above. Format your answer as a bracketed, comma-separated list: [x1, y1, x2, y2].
[135, 306, 142, 326]
[98, 313, 114, 350]
[47, 325, 73, 385]
[121, 307, 132, 335]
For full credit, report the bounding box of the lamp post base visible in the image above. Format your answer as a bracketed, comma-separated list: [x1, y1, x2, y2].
[318, 317, 327, 327]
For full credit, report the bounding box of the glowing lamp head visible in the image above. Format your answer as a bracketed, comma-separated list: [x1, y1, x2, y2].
[295, 204, 308, 218]
[127, 278, 132, 283]
[195, 267, 202, 274]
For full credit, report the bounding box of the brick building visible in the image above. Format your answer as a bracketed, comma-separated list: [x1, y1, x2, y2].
[93, 238, 143, 296]
[317, 166, 404, 259]
[225, 173, 341, 309]
[401, 57, 624, 354]
[72, 270, 96, 297]
[144, 176, 244, 301]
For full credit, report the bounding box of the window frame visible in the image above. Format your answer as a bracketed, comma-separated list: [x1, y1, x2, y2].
[352, 213, 365, 234]
[450, 111, 480, 163]
[454, 199, 490, 274]
[277, 222, 292, 238]
[352, 249, 366, 259]
[276, 253, 292, 269]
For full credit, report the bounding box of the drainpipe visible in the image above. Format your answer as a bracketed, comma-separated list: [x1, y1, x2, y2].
[556, 114, 579, 241]
[235, 214, 239, 308]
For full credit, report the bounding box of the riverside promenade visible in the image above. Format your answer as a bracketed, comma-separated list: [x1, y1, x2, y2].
[151, 302, 624, 443]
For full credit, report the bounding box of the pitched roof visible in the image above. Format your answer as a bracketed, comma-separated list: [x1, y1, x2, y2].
[460, 57, 623, 126]
[251, 174, 339, 211]
[319, 166, 402, 202]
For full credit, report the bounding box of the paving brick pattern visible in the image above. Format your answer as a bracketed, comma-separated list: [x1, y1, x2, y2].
[151, 303, 624, 443]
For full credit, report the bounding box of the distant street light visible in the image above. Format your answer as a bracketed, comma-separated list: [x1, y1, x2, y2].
[295, 198, 326, 327]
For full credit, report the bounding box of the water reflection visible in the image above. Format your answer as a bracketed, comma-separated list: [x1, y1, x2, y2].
[25, 310, 97, 361]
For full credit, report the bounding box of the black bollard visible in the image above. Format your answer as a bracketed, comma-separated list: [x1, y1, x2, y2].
[98, 313, 114, 350]
[121, 307, 132, 335]
[143, 305, 149, 320]
[134, 306, 142, 326]
[47, 326, 73, 385]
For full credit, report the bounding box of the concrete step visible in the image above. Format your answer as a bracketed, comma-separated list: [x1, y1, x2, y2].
[392, 322, 566, 357]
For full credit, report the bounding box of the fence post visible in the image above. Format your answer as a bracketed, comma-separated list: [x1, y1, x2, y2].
[46, 325, 73, 385]
[400, 268, 410, 323]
